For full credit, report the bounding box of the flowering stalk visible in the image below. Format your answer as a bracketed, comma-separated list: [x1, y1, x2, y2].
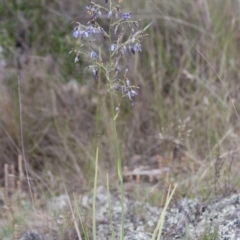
[70, 0, 148, 111]
[70, 1, 148, 239]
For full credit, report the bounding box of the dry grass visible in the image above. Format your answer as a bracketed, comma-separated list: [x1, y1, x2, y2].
[1, 0, 240, 238]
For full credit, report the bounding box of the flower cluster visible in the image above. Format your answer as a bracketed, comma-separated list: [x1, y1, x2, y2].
[70, 0, 148, 108]
[111, 68, 139, 105]
[73, 23, 107, 39]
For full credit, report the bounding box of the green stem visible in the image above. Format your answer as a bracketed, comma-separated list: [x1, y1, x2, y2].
[109, 88, 124, 240]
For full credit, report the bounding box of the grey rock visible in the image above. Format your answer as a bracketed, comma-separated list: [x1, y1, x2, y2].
[47, 194, 68, 212]
[20, 189, 240, 240]
[19, 230, 46, 240]
[81, 187, 240, 240]
[161, 194, 240, 240]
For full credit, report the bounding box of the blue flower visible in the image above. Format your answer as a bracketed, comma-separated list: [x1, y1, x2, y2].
[86, 27, 94, 34]
[133, 43, 142, 52]
[73, 31, 78, 38]
[77, 26, 100, 38]
[108, 11, 112, 18]
[73, 29, 80, 38]
[73, 26, 88, 38]
[122, 12, 131, 20]
[110, 44, 117, 51]
[130, 90, 137, 97]
[127, 90, 137, 100]
[90, 51, 98, 59]
[114, 84, 120, 91]
[86, 6, 101, 19]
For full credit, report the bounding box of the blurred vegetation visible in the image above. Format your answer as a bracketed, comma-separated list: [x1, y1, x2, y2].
[0, 0, 240, 206]
[1, 0, 240, 239]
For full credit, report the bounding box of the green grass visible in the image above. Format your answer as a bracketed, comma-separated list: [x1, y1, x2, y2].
[151, 184, 177, 240]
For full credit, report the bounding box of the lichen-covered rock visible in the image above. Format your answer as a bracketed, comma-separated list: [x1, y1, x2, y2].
[161, 194, 240, 240]
[80, 186, 159, 240]
[81, 187, 240, 240]
[20, 190, 240, 240]
[19, 230, 46, 240]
